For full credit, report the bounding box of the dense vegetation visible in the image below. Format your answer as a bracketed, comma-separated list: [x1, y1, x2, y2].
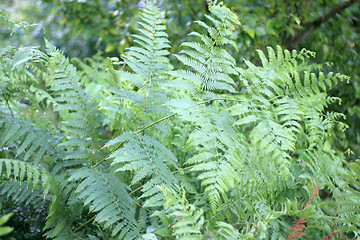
[1, 1, 360, 239]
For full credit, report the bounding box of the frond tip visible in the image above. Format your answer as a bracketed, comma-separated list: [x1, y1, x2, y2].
[170, 1, 240, 99]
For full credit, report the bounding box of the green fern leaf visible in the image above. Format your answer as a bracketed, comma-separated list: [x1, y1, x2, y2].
[0, 118, 61, 165]
[0, 159, 73, 238]
[116, 2, 171, 105]
[156, 186, 204, 239]
[108, 133, 178, 207]
[231, 46, 349, 177]
[184, 110, 245, 212]
[69, 167, 140, 239]
[45, 41, 103, 168]
[169, 1, 239, 99]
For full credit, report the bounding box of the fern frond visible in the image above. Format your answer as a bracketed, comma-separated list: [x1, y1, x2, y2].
[0, 159, 46, 190]
[315, 189, 360, 236]
[68, 168, 140, 239]
[116, 2, 170, 105]
[215, 221, 241, 240]
[0, 45, 45, 74]
[101, 2, 173, 134]
[287, 218, 307, 240]
[0, 180, 44, 209]
[0, 159, 73, 238]
[108, 133, 178, 207]
[231, 46, 349, 177]
[156, 186, 204, 239]
[0, 45, 49, 121]
[170, 1, 240, 99]
[184, 109, 245, 212]
[0, 118, 62, 165]
[240, 46, 348, 101]
[45, 41, 103, 168]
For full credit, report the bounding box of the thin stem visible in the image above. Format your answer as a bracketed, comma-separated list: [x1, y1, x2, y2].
[232, 222, 256, 226]
[4, 98, 14, 118]
[287, 0, 357, 49]
[261, 1, 278, 20]
[134, 96, 244, 135]
[197, 98, 245, 105]
[90, 138, 94, 167]
[129, 185, 143, 196]
[134, 113, 177, 135]
[268, 95, 284, 102]
[93, 142, 124, 168]
[172, 163, 202, 174]
[133, 199, 154, 213]
[93, 112, 177, 169]
[73, 214, 97, 233]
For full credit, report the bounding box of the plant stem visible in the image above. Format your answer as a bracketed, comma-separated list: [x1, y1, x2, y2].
[93, 142, 124, 168]
[93, 112, 177, 168]
[197, 97, 245, 105]
[134, 112, 177, 135]
[73, 214, 97, 233]
[5, 98, 14, 118]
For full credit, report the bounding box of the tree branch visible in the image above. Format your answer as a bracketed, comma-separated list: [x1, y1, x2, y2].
[286, 0, 357, 49]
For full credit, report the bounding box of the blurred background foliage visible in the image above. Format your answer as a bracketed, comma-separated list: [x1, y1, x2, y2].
[1, 0, 359, 157]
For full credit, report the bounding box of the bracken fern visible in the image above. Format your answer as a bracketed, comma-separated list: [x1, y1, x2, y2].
[0, 1, 359, 239]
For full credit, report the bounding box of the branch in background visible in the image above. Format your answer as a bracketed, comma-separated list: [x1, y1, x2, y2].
[286, 0, 357, 49]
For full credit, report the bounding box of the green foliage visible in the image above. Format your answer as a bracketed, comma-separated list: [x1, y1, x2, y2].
[155, 186, 204, 239]
[0, 118, 61, 165]
[231, 46, 348, 178]
[69, 168, 140, 239]
[1, 1, 359, 239]
[0, 213, 13, 237]
[0, 159, 73, 238]
[109, 133, 178, 207]
[170, 0, 239, 99]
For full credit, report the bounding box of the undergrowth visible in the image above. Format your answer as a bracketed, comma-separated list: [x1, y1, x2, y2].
[0, 1, 359, 239]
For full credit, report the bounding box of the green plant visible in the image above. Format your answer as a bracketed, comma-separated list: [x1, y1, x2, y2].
[0, 213, 14, 237]
[1, 1, 359, 239]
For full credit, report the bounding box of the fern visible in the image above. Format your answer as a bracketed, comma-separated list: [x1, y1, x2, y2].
[0, 118, 62, 165]
[231, 46, 348, 178]
[108, 133, 178, 207]
[0, 159, 73, 238]
[287, 219, 307, 240]
[170, 0, 240, 99]
[165, 1, 245, 214]
[45, 40, 103, 168]
[101, 1, 180, 212]
[110, 1, 172, 124]
[68, 168, 140, 239]
[214, 221, 241, 239]
[185, 109, 245, 213]
[1, 1, 359, 239]
[156, 186, 204, 239]
[0, 180, 44, 209]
